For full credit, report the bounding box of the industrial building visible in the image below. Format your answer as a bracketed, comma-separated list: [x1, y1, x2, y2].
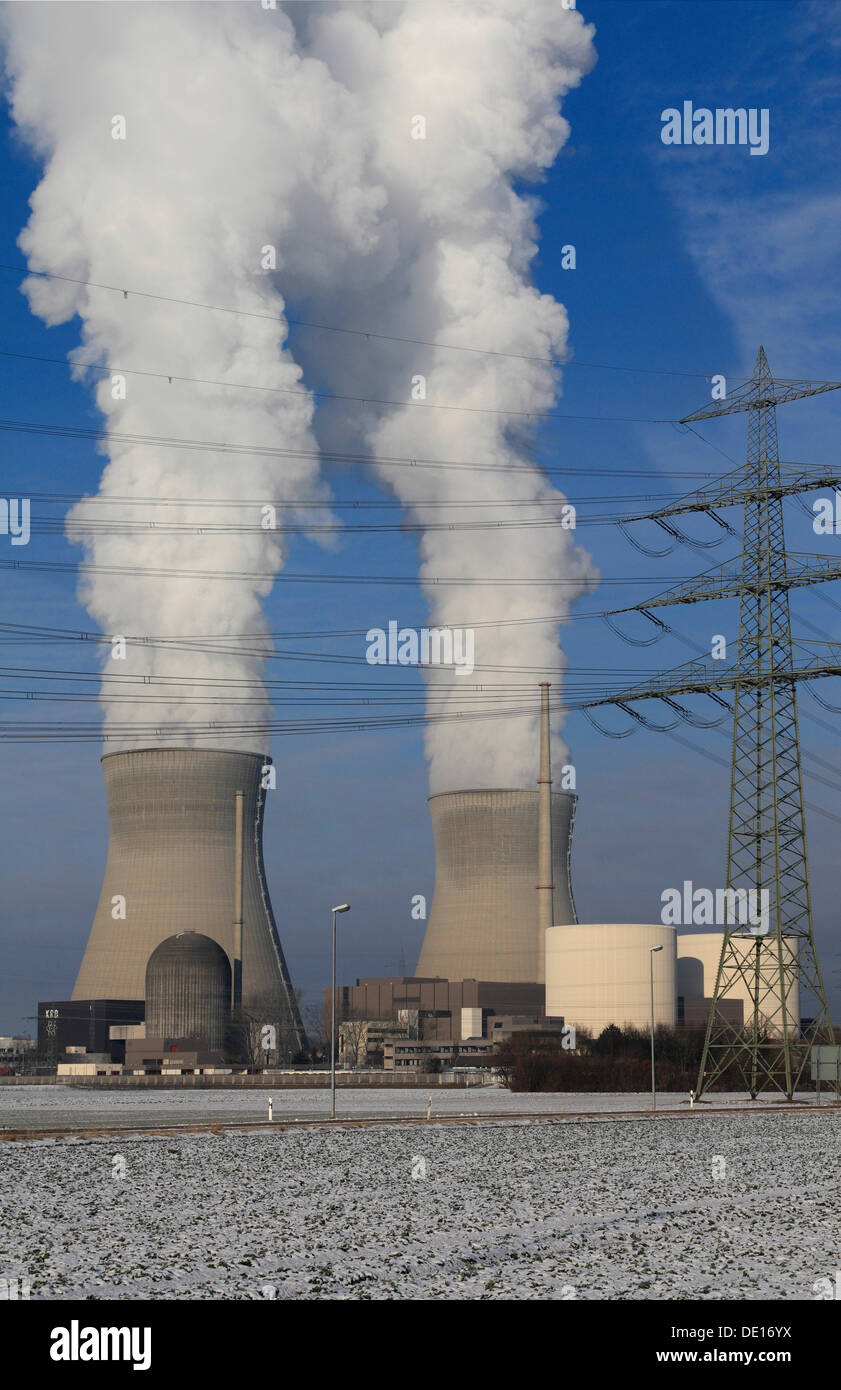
[408, 687, 677, 1043]
[0, 1036, 36, 1074]
[338, 1018, 410, 1068]
[408, 687, 807, 1048]
[123, 1037, 230, 1074]
[545, 924, 677, 1035]
[542, 927, 802, 1040]
[329, 685, 803, 1068]
[329, 976, 546, 1042]
[676, 932, 799, 1035]
[37, 999, 145, 1065]
[383, 1038, 496, 1070]
[328, 974, 552, 1063]
[36, 682, 809, 1080]
[146, 933, 232, 1051]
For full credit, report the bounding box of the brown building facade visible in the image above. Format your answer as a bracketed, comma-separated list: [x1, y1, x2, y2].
[327, 976, 546, 1044]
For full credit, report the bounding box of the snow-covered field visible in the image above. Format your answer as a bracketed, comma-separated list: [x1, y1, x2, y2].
[2, 1103, 839, 1300]
[0, 1084, 813, 1130]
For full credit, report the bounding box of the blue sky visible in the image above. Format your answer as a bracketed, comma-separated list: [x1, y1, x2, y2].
[2, 0, 841, 1034]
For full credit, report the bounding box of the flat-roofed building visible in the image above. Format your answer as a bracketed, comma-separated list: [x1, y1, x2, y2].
[326, 975, 546, 1047]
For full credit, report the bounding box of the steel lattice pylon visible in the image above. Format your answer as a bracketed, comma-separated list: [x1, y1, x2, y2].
[587, 347, 841, 1098]
[700, 348, 831, 1097]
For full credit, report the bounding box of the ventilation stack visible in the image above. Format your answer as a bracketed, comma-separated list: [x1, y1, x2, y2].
[537, 681, 555, 958]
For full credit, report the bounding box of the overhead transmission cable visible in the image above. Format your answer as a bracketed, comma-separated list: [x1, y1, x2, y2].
[0, 262, 735, 380]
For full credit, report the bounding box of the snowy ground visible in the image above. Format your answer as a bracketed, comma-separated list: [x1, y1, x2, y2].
[0, 1084, 820, 1130]
[2, 1105, 839, 1300]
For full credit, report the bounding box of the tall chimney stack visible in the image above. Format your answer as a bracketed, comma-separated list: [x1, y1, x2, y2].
[232, 788, 244, 1008]
[537, 682, 554, 958]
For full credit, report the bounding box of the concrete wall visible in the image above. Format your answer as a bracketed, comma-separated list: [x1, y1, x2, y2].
[417, 789, 577, 983]
[461, 1007, 483, 1040]
[0, 1072, 489, 1088]
[545, 924, 677, 1036]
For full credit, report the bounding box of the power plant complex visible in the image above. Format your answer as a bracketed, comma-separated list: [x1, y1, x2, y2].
[37, 679, 794, 1078]
[43, 316, 841, 1095]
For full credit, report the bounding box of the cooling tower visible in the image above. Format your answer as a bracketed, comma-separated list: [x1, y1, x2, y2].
[72, 748, 306, 1056]
[416, 789, 578, 984]
[146, 932, 231, 1049]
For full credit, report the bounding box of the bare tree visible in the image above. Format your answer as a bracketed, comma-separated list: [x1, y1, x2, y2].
[338, 1016, 370, 1068]
[302, 1002, 327, 1060]
[228, 995, 302, 1067]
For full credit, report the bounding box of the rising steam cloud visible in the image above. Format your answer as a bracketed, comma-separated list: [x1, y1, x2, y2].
[2, 0, 597, 787]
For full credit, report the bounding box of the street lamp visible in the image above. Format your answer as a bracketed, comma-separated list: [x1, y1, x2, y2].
[330, 903, 351, 1120]
[649, 944, 663, 1110]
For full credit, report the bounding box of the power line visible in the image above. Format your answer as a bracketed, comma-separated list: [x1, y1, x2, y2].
[0, 359, 673, 419]
[0, 661, 651, 694]
[0, 262, 726, 380]
[5, 489, 686, 510]
[0, 694, 576, 742]
[657, 723, 841, 828]
[0, 555, 674, 587]
[18, 510, 694, 538]
[0, 610, 622, 650]
[0, 415, 715, 478]
[0, 345, 708, 417]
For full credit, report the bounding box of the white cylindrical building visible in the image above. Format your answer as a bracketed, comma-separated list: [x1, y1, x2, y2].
[676, 932, 799, 1035]
[545, 924, 677, 1035]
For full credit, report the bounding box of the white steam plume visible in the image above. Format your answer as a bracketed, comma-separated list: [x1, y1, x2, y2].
[296, 0, 599, 790]
[1, 2, 380, 751]
[3, 0, 598, 789]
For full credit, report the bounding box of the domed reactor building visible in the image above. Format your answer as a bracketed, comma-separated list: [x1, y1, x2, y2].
[56, 747, 306, 1065]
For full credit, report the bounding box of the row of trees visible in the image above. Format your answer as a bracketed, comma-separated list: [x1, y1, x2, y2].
[226, 997, 344, 1067]
[491, 1025, 747, 1092]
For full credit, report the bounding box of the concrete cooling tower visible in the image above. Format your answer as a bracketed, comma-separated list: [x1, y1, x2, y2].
[416, 789, 578, 984]
[72, 748, 306, 1054]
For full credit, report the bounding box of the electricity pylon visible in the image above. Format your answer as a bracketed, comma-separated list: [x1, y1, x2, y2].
[589, 347, 841, 1098]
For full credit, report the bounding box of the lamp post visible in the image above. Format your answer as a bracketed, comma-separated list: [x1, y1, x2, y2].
[330, 904, 351, 1120]
[649, 944, 663, 1110]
